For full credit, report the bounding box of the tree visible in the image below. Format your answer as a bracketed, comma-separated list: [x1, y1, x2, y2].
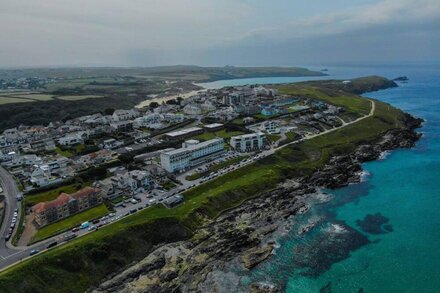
[149, 102, 159, 109]
[166, 99, 178, 105]
[104, 108, 115, 115]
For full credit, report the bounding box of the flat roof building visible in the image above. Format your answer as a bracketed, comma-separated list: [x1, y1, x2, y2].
[160, 138, 224, 173]
[203, 123, 224, 132]
[163, 127, 203, 140]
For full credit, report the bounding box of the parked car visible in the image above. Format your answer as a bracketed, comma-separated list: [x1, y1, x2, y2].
[46, 241, 58, 249]
[64, 234, 77, 241]
[29, 249, 39, 256]
[87, 225, 97, 232]
[72, 227, 80, 233]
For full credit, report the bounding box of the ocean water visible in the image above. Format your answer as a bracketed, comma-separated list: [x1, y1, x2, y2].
[201, 65, 440, 292]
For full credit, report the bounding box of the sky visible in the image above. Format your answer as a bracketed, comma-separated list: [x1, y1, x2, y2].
[0, 0, 439, 67]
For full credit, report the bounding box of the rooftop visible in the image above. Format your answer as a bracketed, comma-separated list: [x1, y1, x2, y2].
[163, 138, 224, 156]
[165, 127, 202, 137]
[204, 123, 224, 129]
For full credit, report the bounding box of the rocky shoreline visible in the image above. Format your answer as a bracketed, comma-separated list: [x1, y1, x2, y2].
[92, 113, 423, 293]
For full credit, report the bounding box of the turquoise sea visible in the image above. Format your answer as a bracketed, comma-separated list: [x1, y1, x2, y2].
[200, 65, 440, 292]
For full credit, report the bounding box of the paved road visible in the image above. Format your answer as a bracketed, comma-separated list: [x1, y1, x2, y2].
[0, 190, 172, 270]
[0, 100, 375, 271]
[0, 167, 21, 252]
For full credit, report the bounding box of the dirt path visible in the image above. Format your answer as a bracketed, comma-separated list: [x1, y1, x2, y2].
[17, 214, 36, 247]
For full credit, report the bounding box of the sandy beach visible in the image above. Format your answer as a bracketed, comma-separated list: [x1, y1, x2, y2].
[135, 88, 207, 109]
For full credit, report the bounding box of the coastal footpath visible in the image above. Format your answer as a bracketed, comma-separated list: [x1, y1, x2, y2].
[0, 77, 423, 293]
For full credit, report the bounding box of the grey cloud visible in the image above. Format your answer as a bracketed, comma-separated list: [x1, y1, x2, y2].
[0, 0, 439, 67]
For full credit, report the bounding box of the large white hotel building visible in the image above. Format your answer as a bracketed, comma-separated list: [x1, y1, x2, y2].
[160, 138, 225, 173]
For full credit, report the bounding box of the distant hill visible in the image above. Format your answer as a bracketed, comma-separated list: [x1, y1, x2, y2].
[0, 65, 325, 82]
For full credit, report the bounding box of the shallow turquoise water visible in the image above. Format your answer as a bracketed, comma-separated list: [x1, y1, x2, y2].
[284, 69, 440, 292]
[205, 66, 440, 292]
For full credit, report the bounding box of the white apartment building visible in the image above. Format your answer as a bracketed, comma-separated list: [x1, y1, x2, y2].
[112, 109, 139, 122]
[230, 132, 266, 152]
[260, 121, 280, 134]
[160, 138, 225, 173]
[58, 133, 84, 146]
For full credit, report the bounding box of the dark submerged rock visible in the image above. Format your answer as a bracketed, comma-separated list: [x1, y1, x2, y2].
[356, 213, 393, 235]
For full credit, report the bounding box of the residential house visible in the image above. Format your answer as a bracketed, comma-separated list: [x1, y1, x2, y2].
[112, 109, 139, 122]
[183, 103, 202, 115]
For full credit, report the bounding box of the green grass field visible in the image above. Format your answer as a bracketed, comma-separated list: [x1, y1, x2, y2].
[161, 180, 177, 190]
[10, 94, 55, 101]
[54, 147, 73, 158]
[0, 97, 36, 105]
[194, 130, 244, 141]
[31, 204, 109, 243]
[267, 134, 281, 143]
[56, 95, 104, 101]
[0, 89, 408, 293]
[277, 84, 371, 115]
[0, 93, 54, 104]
